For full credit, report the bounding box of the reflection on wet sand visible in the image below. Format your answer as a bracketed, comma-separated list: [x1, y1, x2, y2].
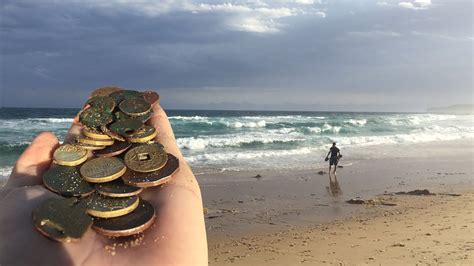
[327, 172, 342, 197]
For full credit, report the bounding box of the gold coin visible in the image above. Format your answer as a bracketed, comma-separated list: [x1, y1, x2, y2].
[82, 127, 112, 140]
[75, 142, 106, 151]
[77, 135, 114, 146]
[86, 193, 139, 218]
[53, 144, 88, 166]
[124, 144, 168, 173]
[92, 200, 156, 237]
[127, 125, 157, 143]
[80, 157, 126, 183]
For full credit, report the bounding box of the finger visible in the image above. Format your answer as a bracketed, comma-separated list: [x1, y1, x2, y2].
[63, 113, 83, 144]
[148, 103, 183, 158]
[6, 132, 59, 187]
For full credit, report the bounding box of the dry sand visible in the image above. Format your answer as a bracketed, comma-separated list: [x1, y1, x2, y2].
[201, 140, 474, 265]
[208, 191, 474, 265]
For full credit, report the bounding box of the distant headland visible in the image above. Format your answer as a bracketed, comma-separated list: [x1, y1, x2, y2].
[427, 104, 474, 115]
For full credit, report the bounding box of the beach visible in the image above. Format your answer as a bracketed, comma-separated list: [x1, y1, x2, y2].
[201, 140, 474, 265]
[0, 109, 473, 264]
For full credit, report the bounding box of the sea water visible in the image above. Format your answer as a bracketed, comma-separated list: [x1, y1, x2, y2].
[1, 108, 473, 179]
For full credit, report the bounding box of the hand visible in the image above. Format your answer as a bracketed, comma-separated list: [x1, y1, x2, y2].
[0, 101, 208, 265]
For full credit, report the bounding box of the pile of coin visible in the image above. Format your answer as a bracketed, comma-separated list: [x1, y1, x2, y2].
[32, 87, 179, 242]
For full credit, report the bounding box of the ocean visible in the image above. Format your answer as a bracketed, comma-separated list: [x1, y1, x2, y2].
[1, 108, 473, 180]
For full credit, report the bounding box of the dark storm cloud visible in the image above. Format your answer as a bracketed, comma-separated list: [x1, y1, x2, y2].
[0, 0, 472, 111]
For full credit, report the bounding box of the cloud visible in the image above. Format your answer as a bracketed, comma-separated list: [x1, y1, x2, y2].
[411, 31, 474, 42]
[0, 0, 472, 111]
[398, 0, 432, 10]
[30, 0, 326, 34]
[347, 30, 402, 38]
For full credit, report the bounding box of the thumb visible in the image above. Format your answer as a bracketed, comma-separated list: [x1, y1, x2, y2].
[6, 132, 59, 188]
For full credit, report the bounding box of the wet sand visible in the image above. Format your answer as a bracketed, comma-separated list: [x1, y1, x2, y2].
[198, 140, 474, 265]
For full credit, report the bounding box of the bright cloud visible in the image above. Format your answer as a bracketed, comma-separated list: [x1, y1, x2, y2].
[398, 0, 432, 10]
[66, 0, 326, 33]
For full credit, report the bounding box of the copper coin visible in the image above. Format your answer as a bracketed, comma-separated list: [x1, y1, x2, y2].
[124, 144, 168, 173]
[32, 198, 92, 243]
[53, 144, 88, 166]
[86, 193, 139, 218]
[79, 107, 113, 128]
[142, 91, 160, 106]
[109, 118, 144, 137]
[43, 164, 95, 197]
[119, 98, 151, 116]
[126, 125, 157, 143]
[101, 125, 126, 142]
[122, 153, 179, 187]
[86, 96, 115, 113]
[94, 141, 131, 157]
[95, 178, 143, 198]
[91, 86, 123, 97]
[109, 90, 142, 104]
[80, 157, 126, 183]
[92, 200, 156, 237]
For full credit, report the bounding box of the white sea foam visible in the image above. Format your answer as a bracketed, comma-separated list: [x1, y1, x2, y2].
[307, 127, 322, 133]
[27, 118, 73, 123]
[177, 131, 305, 150]
[322, 123, 341, 133]
[0, 166, 13, 180]
[186, 147, 314, 164]
[227, 120, 266, 128]
[345, 119, 367, 126]
[169, 116, 208, 120]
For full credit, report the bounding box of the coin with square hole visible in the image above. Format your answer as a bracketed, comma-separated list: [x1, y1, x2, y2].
[124, 144, 168, 173]
[122, 153, 179, 187]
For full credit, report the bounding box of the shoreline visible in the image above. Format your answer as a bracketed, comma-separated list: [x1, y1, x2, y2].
[199, 140, 473, 264]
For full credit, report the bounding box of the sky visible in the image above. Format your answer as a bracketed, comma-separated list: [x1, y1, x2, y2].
[0, 0, 472, 111]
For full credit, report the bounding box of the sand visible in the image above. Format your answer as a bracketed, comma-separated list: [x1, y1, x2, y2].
[200, 140, 474, 265]
[208, 191, 474, 265]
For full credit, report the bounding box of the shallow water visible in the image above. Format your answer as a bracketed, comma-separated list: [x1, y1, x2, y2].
[1, 108, 473, 179]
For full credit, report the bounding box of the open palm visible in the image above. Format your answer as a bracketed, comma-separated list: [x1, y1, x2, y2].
[0, 101, 207, 265]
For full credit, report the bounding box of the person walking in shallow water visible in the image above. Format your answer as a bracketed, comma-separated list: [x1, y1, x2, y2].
[325, 142, 341, 173]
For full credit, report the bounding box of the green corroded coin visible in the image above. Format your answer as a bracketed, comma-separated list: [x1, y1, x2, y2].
[95, 178, 143, 198]
[119, 98, 151, 116]
[109, 118, 144, 138]
[91, 86, 123, 97]
[43, 164, 95, 197]
[79, 107, 113, 128]
[115, 111, 152, 123]
[86, 193, 139, 218]
[86, 96, 116, 113]
[109, 90, 142, 104]
[32, 197, 92, 242]
[127, 125, 157, 143]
